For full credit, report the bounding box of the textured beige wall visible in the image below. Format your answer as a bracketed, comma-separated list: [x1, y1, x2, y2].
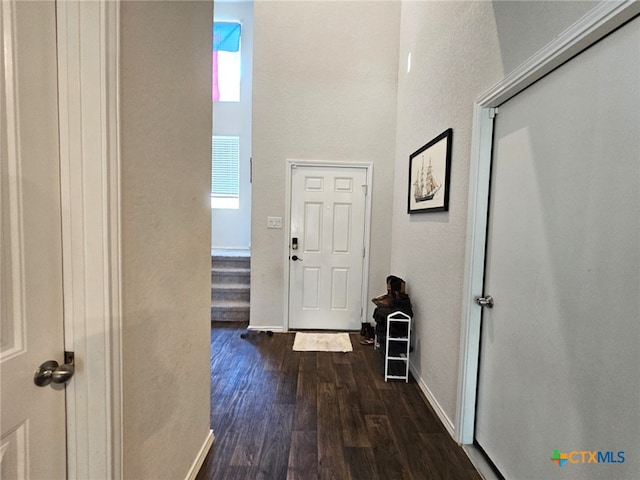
[120, 2, 212, 478]
[251, 1, 401, 329]
[392, 0, 601, 426]
[392, 0, 503, 430]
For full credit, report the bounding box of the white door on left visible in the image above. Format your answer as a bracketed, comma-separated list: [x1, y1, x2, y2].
[1, 1, 67, 478]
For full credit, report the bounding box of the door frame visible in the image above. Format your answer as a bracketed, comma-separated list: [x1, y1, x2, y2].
[283, 160, 373, 332]
[455, 0, 640, 445]
[56, 1, 123, 478]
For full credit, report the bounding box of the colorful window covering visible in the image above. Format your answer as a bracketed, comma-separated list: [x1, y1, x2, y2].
[213, 22, 241, 102]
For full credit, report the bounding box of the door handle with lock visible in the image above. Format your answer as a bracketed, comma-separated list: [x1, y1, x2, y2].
[291, 255, 302, 261]
[34, 351, 75, 387]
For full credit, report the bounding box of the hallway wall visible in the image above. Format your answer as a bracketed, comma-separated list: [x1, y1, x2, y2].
[120, 2, 213, 478]
[391, 0, 599, 429]
[251, 0, 401, 330]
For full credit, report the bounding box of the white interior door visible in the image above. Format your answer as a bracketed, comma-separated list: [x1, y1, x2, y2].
[289, 165, 368, 331]
[1, 2, 67, 478]
[475, 18, 639, 479]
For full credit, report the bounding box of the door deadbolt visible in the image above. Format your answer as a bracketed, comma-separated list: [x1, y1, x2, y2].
[34, 352, 75, 387]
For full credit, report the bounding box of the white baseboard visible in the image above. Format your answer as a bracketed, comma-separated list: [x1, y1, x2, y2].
[409, 361, 456, 439]
[184, 430, 214, 480]
[246, 325, 284, 333]
[211, 247, 250, 255]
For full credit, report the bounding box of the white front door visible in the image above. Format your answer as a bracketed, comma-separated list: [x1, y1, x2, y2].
[289, 165, 368, 331]
[1, 2, 67, 478]
[475, 17, 639, 479]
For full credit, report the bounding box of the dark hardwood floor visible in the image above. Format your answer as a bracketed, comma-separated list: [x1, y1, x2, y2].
[196, 322, 482, 480]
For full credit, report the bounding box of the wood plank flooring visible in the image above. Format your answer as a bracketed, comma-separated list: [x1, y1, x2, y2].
[196, 322, 482, 480]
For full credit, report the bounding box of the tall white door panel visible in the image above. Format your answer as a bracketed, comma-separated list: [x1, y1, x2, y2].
[1, 2, 67, 478]
[475, 18, 639, 479]
[289, 165, 367, 331]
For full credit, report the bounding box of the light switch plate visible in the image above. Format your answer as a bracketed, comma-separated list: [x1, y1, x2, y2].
[267, 217, 282, 229]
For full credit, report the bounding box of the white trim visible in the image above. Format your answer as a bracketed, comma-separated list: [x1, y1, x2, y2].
[283, 161, 294, 331]
[476, 0, 640, 108]
[283, 160, 373, 332]
[246, 325, 285, 333]
[456, 104, 495, 445]
[57, 1, 122, 478]
[184, 431, 214, 480]
[211, 247, 251, 256]
[456, 0, 640, 445]
[409, 361, 455, 438]
[105, 1, 123, 475]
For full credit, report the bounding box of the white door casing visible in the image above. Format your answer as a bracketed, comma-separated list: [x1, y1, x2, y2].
[56, 1, 123, 478]
[1, 1, 66, 478]
[287, 162, 371, 331]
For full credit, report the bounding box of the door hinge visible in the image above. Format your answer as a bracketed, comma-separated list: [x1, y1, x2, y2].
[362, 184, 368, 196]
[489, 107, 499, 119]
[362, 247, 366, 258]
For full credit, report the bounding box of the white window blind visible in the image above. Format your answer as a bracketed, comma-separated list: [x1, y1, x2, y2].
[211, 135, 239, 198]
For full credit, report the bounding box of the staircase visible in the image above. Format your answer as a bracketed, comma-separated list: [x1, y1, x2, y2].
[211, 253, 250, 322]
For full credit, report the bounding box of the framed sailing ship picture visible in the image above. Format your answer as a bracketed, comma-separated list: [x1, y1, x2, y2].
[407, 128, 452, 213]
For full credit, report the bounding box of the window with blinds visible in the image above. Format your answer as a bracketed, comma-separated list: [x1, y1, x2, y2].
[211, 136, 240, 209]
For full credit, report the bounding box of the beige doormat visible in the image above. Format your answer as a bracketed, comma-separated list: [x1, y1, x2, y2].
[292, 332, 353, 352]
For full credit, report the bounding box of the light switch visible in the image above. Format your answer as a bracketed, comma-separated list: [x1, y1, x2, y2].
[267, 217, 282, 229]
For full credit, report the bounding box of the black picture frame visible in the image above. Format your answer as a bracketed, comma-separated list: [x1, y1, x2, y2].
[407, 128, 452, 213]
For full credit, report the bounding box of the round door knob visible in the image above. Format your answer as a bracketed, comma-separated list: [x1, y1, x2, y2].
[51, 363, 75, 384]
[34, 358, 75, 387]
[34, 360, 59, 387]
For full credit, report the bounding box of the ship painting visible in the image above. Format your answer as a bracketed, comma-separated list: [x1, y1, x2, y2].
[413, 157, 441, 202]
